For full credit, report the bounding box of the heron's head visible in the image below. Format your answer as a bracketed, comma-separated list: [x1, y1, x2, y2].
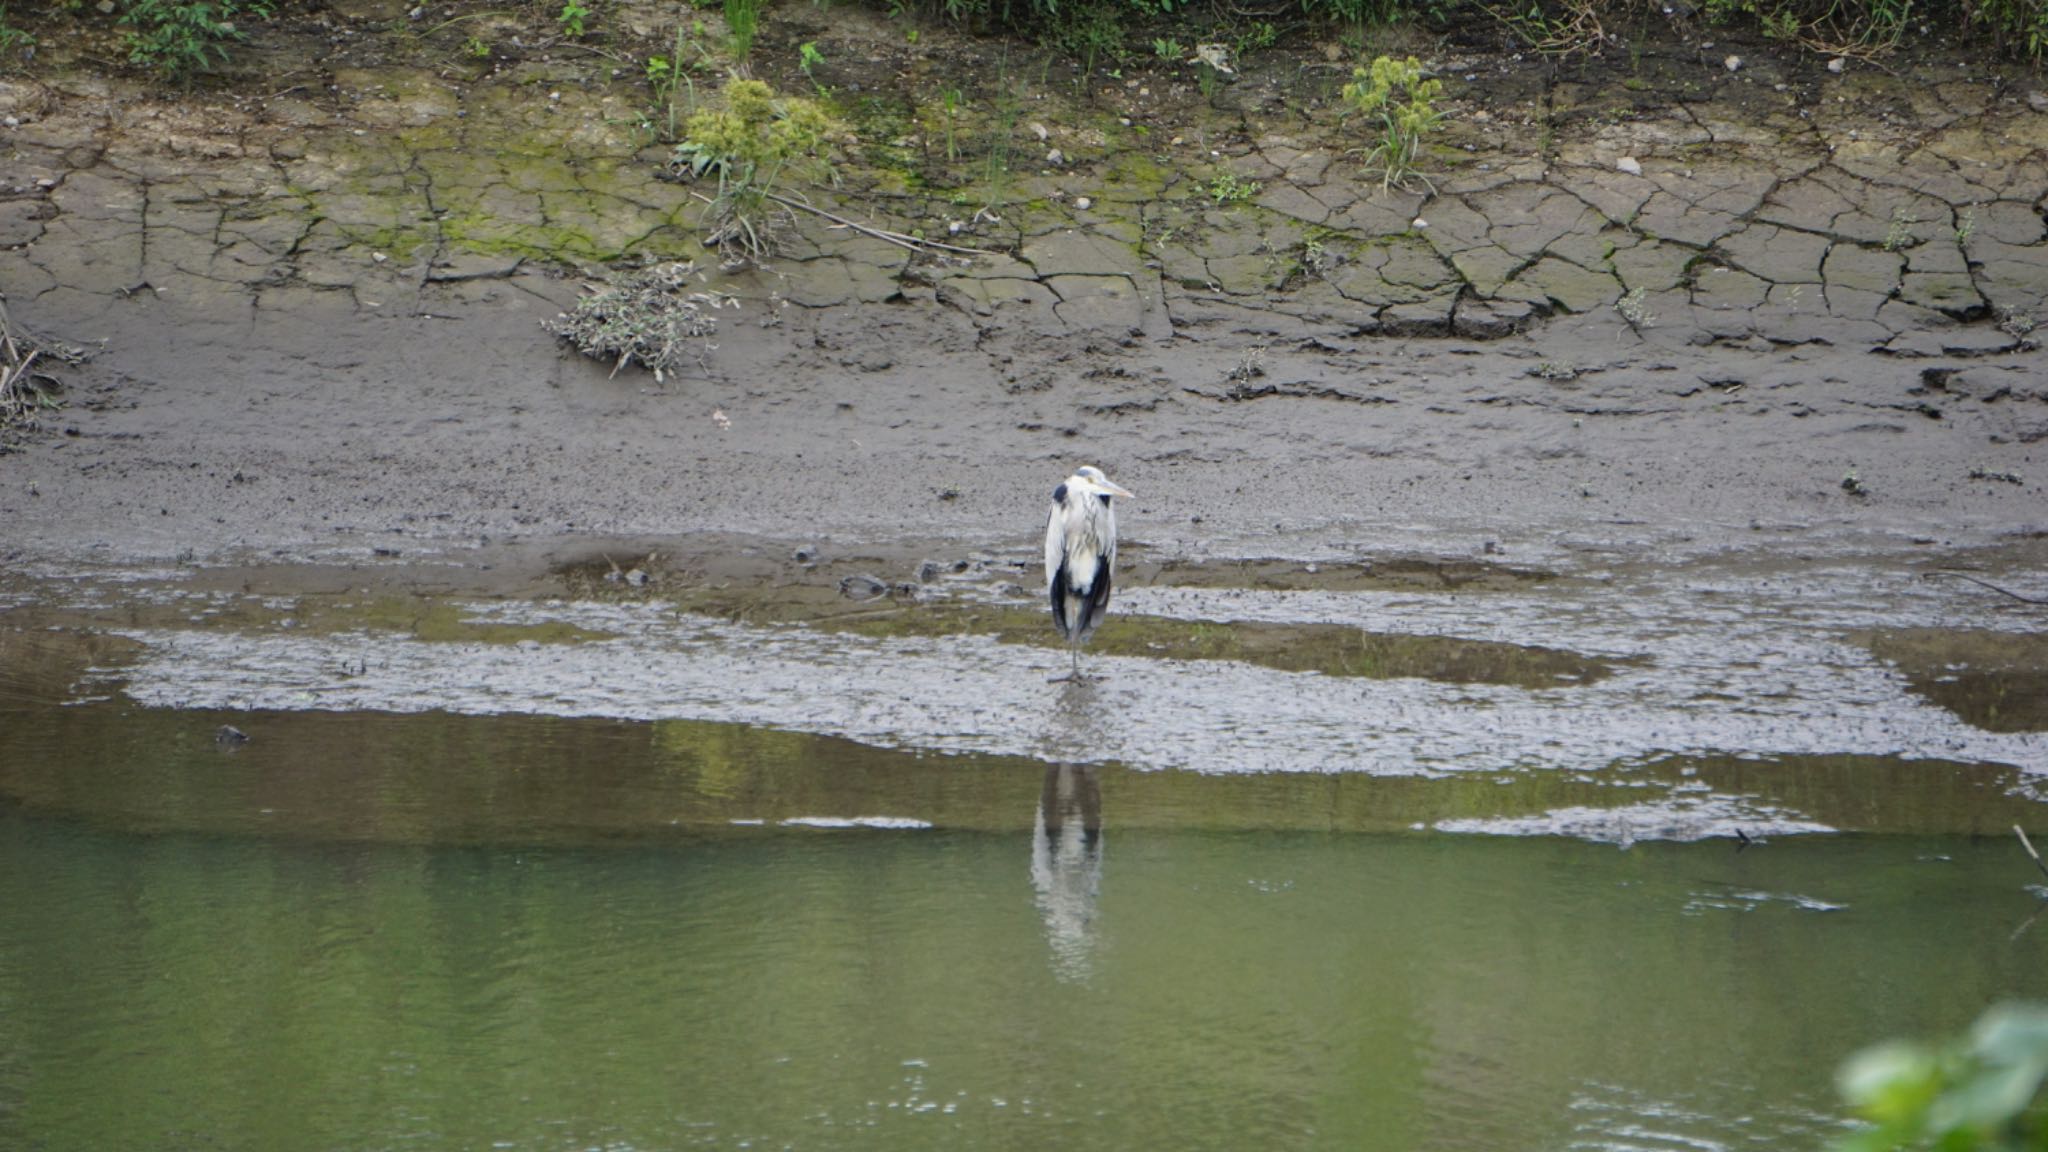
[1070, 465, 1134, 500]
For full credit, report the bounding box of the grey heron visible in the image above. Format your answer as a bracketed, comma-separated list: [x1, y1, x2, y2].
[1044, 465, 1134, 681]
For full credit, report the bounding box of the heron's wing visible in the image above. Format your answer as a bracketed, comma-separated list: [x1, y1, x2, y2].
[1044, 498, 1065, 593]
[1049, 554, 1072, 637]
[1078, 553, 1113, 638]
[1046, 497, 1073, 636]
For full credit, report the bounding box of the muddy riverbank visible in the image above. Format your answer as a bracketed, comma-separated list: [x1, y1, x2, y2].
[1, 1, 2046, 575]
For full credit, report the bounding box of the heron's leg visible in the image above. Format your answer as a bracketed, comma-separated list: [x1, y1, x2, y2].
[1047, 639, 1078, 683]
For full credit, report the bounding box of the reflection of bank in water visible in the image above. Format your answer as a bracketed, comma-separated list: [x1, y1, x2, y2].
[1032, 763, 1103, 982]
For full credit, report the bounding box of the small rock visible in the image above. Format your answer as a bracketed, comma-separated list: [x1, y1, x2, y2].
[839, 574, 889, 600]
[1724, 55, 1743, 71]
[2030, 91, 2048, 112]
[947, 220, 962, 235]
[1194, 43, 1235, 73]
[96, 0, 114, 12]
[1, 116, 16, 129]
[624, 568, 649, 586]
[1828, 57, 1847, 72]
[1074, 196, 1092, 211]
[1030, 122, 1049, 141]
[372, 251, 388, 263]
[916, 559, 942, 582]
[1617, 156, 1642, 175]
[215, 725, 249, 746]
[792, 545, 818, 564]
[1046, 148, 1064, 165]
[1412, 217, 1428, 230]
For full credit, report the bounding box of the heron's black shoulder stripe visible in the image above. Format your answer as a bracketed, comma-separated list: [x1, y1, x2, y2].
[1097, 492, 1111, 507]
[1052, 483, 1068, 505]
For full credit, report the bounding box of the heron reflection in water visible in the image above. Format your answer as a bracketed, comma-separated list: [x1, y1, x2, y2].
[1033, 679, 1108, 981]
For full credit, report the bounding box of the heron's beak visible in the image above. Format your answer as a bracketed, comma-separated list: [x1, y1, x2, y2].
[1100, 479, 1135, 500]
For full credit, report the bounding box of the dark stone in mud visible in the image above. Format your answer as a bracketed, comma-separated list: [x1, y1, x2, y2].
[215, 724, 249, 746]
[1452, 298, 1539, 340]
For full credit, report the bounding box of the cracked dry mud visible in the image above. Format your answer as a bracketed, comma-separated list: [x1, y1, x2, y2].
[0, 5, 2045, 570]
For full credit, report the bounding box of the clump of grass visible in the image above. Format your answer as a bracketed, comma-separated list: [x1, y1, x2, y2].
[672, 78, 840, 262]
[1341, 55, 1444, 192]
[547, 262, 734, 382]
[725, 0, 761, 66]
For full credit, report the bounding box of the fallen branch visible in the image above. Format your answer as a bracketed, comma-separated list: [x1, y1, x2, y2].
[2017, 825, 2048, 885]
[689, 189, 1003, 259]
[1923, 571, 2048, 606]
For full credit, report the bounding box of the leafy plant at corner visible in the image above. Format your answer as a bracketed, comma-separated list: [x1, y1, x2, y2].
[672, 78, 840, 261]
[1834, 1002, 2048, 1151]
[1341, 54, 1443, 192]
[122, 0, 274, 82]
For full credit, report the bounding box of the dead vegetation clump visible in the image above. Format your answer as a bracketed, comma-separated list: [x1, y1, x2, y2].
[545, 261, 735, 382]
[0, 297, 88, 438]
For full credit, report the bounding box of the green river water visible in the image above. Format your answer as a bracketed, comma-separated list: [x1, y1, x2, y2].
[3, 704, 2046, 1151]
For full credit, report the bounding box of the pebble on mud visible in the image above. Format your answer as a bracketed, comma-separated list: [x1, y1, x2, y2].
[1828, 57, 1847, 72]
[839, 574, 889, 600]
[1074, 196, 1093, 211]
[1724, 55, 1743, 71]
[1617, 156, 1643, 175]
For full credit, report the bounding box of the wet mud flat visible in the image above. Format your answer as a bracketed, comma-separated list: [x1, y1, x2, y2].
[4, 536, 2044, 844]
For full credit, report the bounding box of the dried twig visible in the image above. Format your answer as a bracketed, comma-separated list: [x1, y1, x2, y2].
[1923, 571, 2048, 606]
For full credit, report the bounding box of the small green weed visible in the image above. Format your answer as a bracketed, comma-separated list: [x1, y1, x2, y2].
[1883, 207, 1917, 252]
[1152, 36, 1183, 58]
[940, 87, 963, 162]
[462, 34, 490, 57]
[1234, 19, 1280, 56]
[644, 24, 705, 141]
[1208, 171, 1261, 205]
[557, 0, 589, 37]
[798, 40, 826, 91]
[1955, 207, 1976, 245]
[1342, 55, 1444, 192]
